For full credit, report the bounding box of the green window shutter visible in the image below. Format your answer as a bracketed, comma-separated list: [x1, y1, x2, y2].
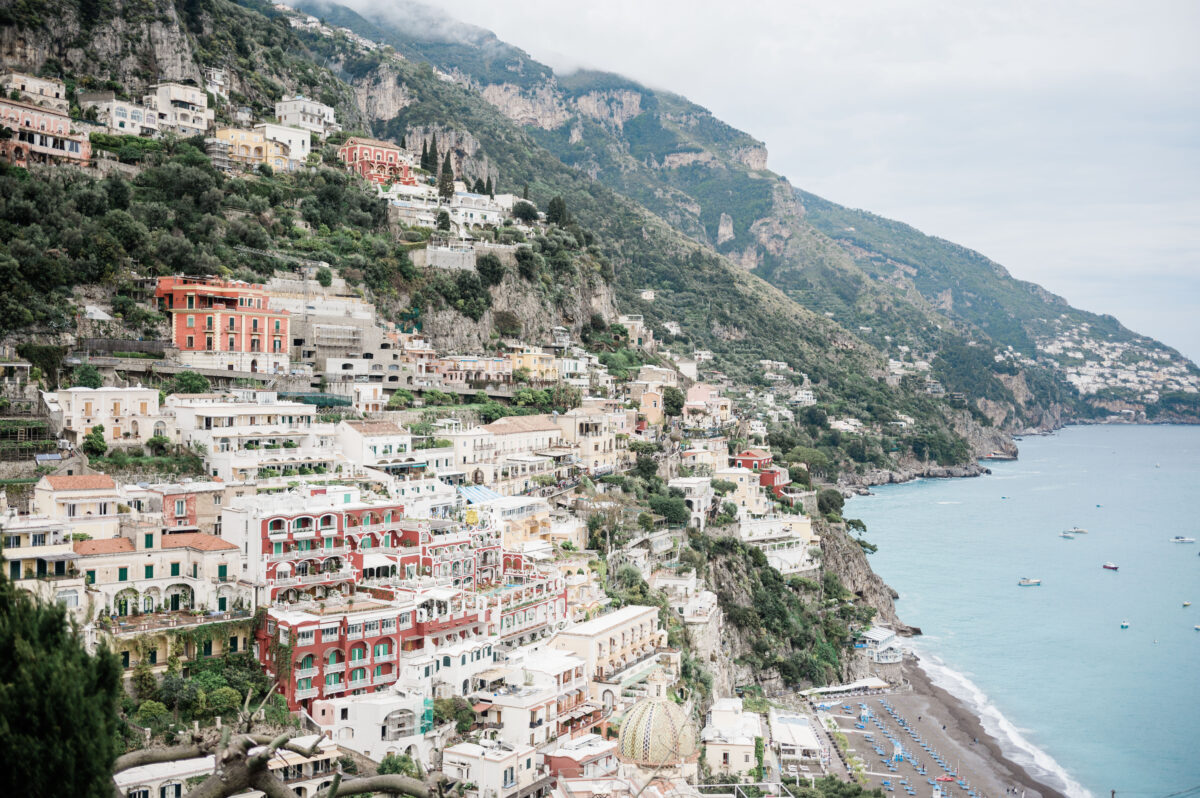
[218, 564, 228, 581]
[86, 570, 95, 584]
[170, 562, 180, 577]
[118, 567, 128, 582]
[144, 565, 153, 579]
[144, 533, 154, 549]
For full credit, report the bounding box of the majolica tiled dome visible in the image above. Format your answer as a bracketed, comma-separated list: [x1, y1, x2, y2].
[617, 697, 697, 765]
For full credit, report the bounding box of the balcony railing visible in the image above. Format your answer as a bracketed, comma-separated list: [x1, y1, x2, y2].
[324, 682, 346, 694]
[348, 676, 370, 689]
[375, 652, 396, 663]
[272, 569, 354, 587]
[269, 545, 347, 562]
[295, 667, 319, 680]
[324, 662, 346, 674]
[295, 687, 318, 700]
[374, 672, 397, 685]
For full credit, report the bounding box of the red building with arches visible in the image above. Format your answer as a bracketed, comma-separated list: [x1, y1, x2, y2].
[337, 136, 417, 186]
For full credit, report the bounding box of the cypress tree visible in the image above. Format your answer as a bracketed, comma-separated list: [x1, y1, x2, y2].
[427, 132, 439, 172]
[473, 177, 486, 194]
[438, 151, 455, 202]
[484, 176, 493, 197]
[420, 140, 429, 171]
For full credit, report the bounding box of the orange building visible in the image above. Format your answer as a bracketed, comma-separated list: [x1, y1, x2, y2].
[155, 276, 290, 373]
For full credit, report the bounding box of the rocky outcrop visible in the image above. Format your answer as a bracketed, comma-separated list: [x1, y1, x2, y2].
[659, 150, 716, 169]
[353, 66, 414, 121]
[0, 0, 199, 89]
[572, 89, 642, 129]
[731, 144, 768, 170]
[818, 521, 904, 630]
[417, 262, 616, 353]
[839, 462, 991, 494]
[716, 213, 735, 245]
[479, 82, 570, 129]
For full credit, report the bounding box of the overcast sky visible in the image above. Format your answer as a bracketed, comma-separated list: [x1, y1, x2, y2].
[357, 0, 1200, 361]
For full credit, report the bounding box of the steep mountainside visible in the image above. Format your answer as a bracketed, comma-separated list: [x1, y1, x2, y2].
[304, 0, 1199, 426]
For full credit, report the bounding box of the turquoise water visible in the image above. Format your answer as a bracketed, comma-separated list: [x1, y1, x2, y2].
[848, 425, 1200, 797]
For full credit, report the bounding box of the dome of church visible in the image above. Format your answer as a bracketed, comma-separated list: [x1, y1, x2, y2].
[617, 696, 697, 766]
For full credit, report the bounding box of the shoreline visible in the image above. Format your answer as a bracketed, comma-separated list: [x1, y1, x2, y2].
[903, 659, 1070, 798]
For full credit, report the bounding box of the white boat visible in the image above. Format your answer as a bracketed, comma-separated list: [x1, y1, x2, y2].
[1103, 562, 1119, 571]
[1018, 577, 1041, 587]
[1171, 536, 1195, 544]
[1184, 601, 1192, 607]
[1067, 527, 1088, 535]
[1059, 531, 1075, 539]
[1120, 621, 1130, 629]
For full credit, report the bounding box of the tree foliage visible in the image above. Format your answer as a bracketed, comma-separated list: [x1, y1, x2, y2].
[0, 569, 122, 798]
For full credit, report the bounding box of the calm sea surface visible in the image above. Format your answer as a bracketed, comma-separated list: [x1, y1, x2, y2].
[847, 424, 1200, 797]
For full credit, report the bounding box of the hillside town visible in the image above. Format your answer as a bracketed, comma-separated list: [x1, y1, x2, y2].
[0, 63, 881, 795]
[0, 4, 1196, 796]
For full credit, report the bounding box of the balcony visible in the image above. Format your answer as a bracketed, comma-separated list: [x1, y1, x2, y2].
[324, 682, 346, 694]
[375, 652, 396, 663]
[348, 676, 370, 689]
[295, 667, 319, 680]
[347, 629, 364, 640]
[324, 662, 346, 674]
[374, 671, 397, 686]
[272, 568, 354, 587]
[269, 545, 347, 562]
[344, 521, 399, 536]
[295, 687, 318, 700]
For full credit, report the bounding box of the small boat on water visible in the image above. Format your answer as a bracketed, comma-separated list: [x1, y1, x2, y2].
[1067, 526, 1088, 535]
[1184, 601, 1192, 607]
[1120, 621, 1130, 629]
[1018, 577, 1042, 587]
[1103, 562, 1119, 571]
[1059, 531, 1075, 539]
[1171, 536, 1196, 544]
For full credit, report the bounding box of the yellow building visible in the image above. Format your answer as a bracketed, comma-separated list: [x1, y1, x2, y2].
[509, 349, 557, 382]
[214, 127, 297, 172]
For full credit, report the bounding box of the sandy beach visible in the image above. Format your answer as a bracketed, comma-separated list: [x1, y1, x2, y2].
[820, 660, 1066, 798]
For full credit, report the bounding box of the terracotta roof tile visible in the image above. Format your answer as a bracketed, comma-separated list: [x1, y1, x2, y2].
[73, 538, 135, 555]
[161, 533, 238, 552]
[44, 474, 117, 491]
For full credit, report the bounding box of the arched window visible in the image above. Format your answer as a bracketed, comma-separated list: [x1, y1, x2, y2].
[382, 709, 416, 740]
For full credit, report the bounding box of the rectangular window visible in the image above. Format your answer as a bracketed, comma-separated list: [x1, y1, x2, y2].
[217, 564, 228, 581]
[30, 533, 45, 547]
[228, 317, 235, 330]
[148, 649, 157, 665]
[174, 499, 185, 517]
[144, 533, 154, 549]
[229, 636, 238, 653]
[202, 640, 212, 657]
[85, 570, 96, 584]
[186, 315, 195, 327]
[186, 336, 194, 349]
[144, 565, 153, 579]
[170, 562, 180, 577]
[298, 630, 315, 646]
[118, 567, 128, 582]
[192, 563, 198, 578]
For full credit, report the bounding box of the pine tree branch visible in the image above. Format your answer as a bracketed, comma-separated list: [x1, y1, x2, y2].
[333, 774, 430, 797]
[113, 744, 206, 774]
[250, 770, 302, 798]
[247, 733, 321, 759]
[248, 731, 297, 769]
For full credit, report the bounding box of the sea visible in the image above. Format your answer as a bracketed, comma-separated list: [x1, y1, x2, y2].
[847, 424, 1200, 798]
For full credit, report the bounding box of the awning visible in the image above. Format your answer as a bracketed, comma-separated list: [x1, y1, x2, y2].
[37, 552, 79, 562]
[361, 553, 395, 570]
[472, 702, 492, 713]
[458, 485, 504, 504]
[474, 667, 509, 683]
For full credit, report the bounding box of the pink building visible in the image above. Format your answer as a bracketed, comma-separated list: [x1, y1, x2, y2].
[0, 98, 90, 167]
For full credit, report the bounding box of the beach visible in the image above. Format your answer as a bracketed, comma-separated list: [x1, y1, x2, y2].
[822, 660, 1067, 798]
